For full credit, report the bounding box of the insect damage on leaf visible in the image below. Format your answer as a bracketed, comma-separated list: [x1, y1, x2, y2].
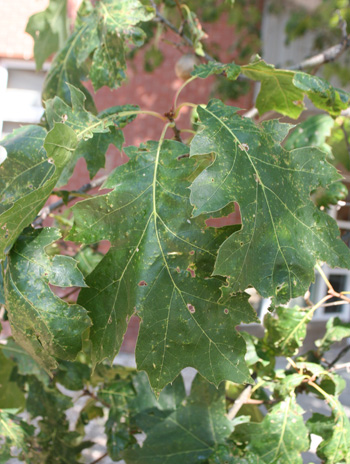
[68, 139, 258, 393]
[189, 99, 350, 305]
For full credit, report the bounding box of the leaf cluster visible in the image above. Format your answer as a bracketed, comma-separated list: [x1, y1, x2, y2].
[0, 1, 350, 462]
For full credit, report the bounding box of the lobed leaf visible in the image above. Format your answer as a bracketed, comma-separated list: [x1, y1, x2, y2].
[123, 374, 234, 464]
[45, 84, 137, 184]
[315, 316, 350, 352]
[189, 100, 350, 304]
[26, 0, 68, 70]
[42, 0, 154, 108]
[239, 396, 309, 463]
[307, 398, 350, 463]
[4, 227, 91, 373]
[241, 60, 305, 118]
[263, 305, 311, 356]
[69, 139, 257, 393]
[193, 59, 350, 118]
[284, 114, 334, 156]
[293, 72, 350, 117]
[0, 124, 77, 260]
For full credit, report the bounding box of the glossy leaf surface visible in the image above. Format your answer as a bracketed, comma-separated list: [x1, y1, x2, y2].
[69, 140, 257, 393]
[190, 100, 350, 304]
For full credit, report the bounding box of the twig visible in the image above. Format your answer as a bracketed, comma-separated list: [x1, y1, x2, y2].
[174, 0, 184, 21]
[330, 361, 350, 372]
[227, 384, 253, 420]
[33, 175, 108, 226]
[288, 35, 350, 71]
[90, 452, 108, 464]
[82, 388, 111, 409]
[329, 345, 350, 368]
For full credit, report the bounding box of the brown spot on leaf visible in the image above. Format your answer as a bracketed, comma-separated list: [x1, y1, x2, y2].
[138, 280, 148, 286]
[187, 303, 195, 313]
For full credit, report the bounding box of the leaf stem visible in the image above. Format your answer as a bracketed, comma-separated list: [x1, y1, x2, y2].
[316, 263, 333, 292]
[90, 452, 108, 464]
[174, 102, 198, 118]
[117, 110, 167, 122]
[174, 76, 198, 109]
[307, 379, 338, 409]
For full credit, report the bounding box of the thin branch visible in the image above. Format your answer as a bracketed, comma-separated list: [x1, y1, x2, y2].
[82, 388, 111, 409]
[288, 36, 350, 71]
[174, 0, 184, 21]
[33, 175, 108, 226]
[90, 452, 108, 464]
[330, 361, 350, 372]
[227, 384, 253, 420]
[329, 345, 350, 368]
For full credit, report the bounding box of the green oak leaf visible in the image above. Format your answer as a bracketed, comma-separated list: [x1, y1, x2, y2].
[0, 123, 77, 260]
[42, 31, 96, 113]
[55, 361, 91, 391]
[189, 100, 350, 304]
[4, 227, 91, 373]
[293, 72, 350, 117]
[129, 372, 186, 434]
[209, 445, 260, 464]
[240, 396, 309, 463]
[26, 0, 68, 70]
[192, 61, 241, 80]
[45, 84, 136, 184]
[315, 316, 350, 352]
[307, 399, 350, 464]
[284, 114, 334, 156]
[123, 374, 234, 464]
[100, 374, 137, 460]
[26, 377, 93, 462]
[273, 373, 307, 398]
[69, 139, 257, 393]
[0, 409, 34, 455]
[1, 339, 50, 384]
[241, 60, 305, 118]
[75, 247, 104, 277]
[85, 0, 155, 91]
[42, 0, 154, 107]
[0, 350, 25, 410]
[263, 305, 311, 356]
